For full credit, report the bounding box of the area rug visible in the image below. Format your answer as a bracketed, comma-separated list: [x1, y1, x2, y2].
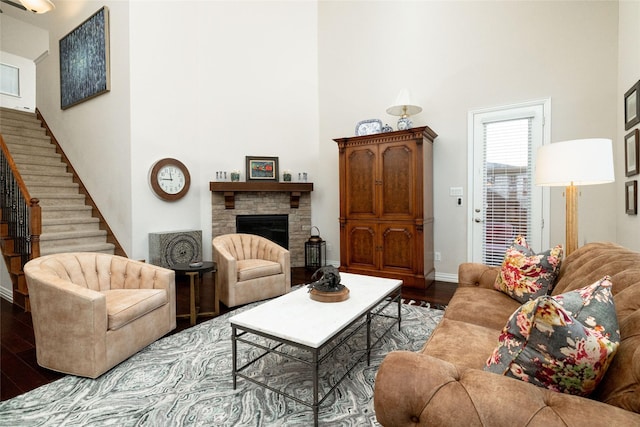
[0, 302, 443, 427]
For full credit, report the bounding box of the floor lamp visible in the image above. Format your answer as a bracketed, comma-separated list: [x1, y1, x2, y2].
[535, 138, 615, 256]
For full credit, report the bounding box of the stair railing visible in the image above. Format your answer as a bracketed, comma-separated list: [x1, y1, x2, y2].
[0, 133, 41, 267]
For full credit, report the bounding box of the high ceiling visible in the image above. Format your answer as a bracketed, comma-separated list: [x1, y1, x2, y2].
[0, 0, 53, 30]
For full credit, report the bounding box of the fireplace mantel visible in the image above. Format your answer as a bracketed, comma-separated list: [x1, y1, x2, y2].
[210, 182, 314, 209]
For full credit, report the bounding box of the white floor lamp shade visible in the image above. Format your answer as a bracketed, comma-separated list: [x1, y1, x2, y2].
[535, 138, 614, 255]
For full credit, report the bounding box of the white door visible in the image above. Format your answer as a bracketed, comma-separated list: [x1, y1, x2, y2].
[468, 100, 550, 265]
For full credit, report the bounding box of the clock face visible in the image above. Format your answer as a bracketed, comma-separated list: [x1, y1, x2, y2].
[157, 165, 186, 195]
[150, 158, 191, 201]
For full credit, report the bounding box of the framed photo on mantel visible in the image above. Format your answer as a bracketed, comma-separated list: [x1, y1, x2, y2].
[246, 156, 279, 181]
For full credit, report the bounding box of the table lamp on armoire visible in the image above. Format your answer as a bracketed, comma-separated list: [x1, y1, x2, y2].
[535, 138, 615, 256]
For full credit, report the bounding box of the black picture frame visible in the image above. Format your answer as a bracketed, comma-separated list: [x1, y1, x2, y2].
[625, 129, 639, 177]
[626, 180, 637, 215]
[624, 79, 640, 130]
[246, 156, 279, 181]
[60, 6, 110, 110]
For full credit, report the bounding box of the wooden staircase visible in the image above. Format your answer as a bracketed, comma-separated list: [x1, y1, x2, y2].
[0, 107, 125, 310]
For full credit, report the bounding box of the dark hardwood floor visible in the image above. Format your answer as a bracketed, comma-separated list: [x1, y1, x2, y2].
[1, 267, 456, 401]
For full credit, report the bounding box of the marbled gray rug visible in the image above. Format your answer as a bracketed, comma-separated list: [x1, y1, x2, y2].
[0, 302, 443, 427]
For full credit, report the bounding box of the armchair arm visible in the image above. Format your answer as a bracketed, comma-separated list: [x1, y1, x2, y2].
[26, 274, 108, 376]
[213, 241, 238, 288]
[276, 247, 291, 288]
[457, 262, 499, 290]
[374, 351, 640, 426]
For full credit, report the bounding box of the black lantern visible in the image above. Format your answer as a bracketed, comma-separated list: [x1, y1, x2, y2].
[305, 226, 326, 270]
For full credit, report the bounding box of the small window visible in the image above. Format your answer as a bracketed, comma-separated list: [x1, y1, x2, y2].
[0, 63, 20, 97]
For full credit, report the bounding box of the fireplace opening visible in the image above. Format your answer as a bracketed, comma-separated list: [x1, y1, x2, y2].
[236, 214, 289, 249]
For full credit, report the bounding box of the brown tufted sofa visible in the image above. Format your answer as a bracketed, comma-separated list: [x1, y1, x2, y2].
[374, 242, 640, 426]
[25, 253, 176, 378]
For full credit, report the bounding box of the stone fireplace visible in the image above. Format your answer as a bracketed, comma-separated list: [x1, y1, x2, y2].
[210, 182, 313, 267]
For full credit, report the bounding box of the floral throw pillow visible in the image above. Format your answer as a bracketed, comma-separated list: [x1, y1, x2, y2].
[485, 276, 620, 396]
[494, 236, 563, 303]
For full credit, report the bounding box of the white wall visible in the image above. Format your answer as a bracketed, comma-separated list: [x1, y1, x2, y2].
[617, 0, 640, 251]
[3, 1, 626, 300]
[129, 1, 319, 262]
[0, 14, 49, 112]
[0, 13, 49, 59]
[317, 1, 619, 278]
[36, 0, 133, 251]
[0, 51, 36, 112]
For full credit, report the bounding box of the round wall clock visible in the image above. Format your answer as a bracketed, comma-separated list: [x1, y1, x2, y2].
[150, 158, 191, 201]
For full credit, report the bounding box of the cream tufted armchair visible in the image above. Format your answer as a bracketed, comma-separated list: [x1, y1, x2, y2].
[213, 233, 291, 308]
[24, 252, 176, 378]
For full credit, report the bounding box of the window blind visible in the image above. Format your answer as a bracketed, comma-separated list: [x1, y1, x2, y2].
[482, 117, 533, 265]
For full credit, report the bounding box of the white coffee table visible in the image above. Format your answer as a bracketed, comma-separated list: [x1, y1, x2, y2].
[229, 273, 402, 426]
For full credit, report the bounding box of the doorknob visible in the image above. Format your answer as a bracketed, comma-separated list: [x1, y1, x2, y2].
[474, 218, 483, 223]
[475, 208, 481, 213]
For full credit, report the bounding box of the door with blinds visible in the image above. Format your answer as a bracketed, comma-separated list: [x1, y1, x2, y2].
[469, 100, 550, 265]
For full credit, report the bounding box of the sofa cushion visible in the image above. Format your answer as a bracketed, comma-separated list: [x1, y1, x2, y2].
[444, 287, 521, 331]
[485, 276, 620, 396]
[494, 236, 563, 303]
[103, 289, 168, 331]
[422, 318, 502, 369]
[237, 259, 282, 281]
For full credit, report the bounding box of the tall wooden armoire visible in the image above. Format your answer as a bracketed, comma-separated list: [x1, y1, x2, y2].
[334, 126, 437, 289]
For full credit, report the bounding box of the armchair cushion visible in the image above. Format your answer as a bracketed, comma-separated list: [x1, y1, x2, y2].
[237, 259, 282, 281]
[494, 236, 563, 303]
[103, 289, 168, 331]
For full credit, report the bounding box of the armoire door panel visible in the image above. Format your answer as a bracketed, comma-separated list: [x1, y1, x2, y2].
[381, 225, 414, 271]
[346, 224, 377, 268]
[346, 147, 377, 217]
[381, 143, 415, 218]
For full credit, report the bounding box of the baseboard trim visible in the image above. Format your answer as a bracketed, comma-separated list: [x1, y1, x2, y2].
[435, 272, 458, 283]
[0, 286, 13, 303]
[328, 260, 458, 284]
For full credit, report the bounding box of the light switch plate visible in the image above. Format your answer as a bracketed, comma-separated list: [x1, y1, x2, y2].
[450, 187, 463, 197]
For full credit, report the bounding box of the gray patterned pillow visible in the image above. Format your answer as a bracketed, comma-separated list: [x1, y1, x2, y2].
[485, 276, 620, 396]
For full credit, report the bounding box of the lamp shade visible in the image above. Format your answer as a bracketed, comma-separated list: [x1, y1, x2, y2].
[535, 138, 615, 187]
[19, 0, 55, 13]
[386, 89, 423, 117]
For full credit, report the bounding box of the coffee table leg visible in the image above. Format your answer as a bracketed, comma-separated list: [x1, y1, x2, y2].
[397, 290, 402, 330]
[232, 325, 237, 390]
[313, 349, 319, 427]
[366, 312, 372, 366]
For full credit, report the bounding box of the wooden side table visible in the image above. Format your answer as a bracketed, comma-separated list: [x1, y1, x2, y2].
[171, 261, 218, 326]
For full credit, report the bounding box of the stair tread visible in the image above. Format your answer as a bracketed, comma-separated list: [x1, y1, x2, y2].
[42, 217, 99, 225]
[21, 170, 73, 177]
[41, 229, 107, 239]
[32, 193, 86, 199]
[25, 182, 79, 189]
[40, 242, 116, 256]
[42, 205, 92, 211]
